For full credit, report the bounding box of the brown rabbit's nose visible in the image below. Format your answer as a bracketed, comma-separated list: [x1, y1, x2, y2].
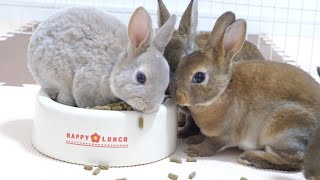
[175, 90, 191, 106]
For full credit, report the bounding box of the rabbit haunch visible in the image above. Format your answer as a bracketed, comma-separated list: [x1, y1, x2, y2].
[171, 11, 320, 178]
[28, 7, 176, 113]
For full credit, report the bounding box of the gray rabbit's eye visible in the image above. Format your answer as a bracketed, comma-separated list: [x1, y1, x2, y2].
[136, 72, 146, 84]
[192, 72, 205, 83]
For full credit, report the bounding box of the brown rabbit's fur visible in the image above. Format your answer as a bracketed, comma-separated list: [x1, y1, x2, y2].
[157, 0, 265, 139]
[171, 11, 320, 178]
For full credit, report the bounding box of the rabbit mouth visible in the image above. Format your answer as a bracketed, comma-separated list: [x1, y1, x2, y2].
[132, 106, 158, 113]
[178, 104, 191, 107]
[174, 90, 191, 106]
[177, 103, 191, 107]
[126, 97, 158, 113]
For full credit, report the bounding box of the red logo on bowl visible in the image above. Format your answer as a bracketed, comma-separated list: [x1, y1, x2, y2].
[65, 132, 128, 148]
[91, 133, 100, 143]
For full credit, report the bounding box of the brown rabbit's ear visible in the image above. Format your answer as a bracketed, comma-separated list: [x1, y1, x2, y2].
[157, 0, 171, 28]
[178, 0, 198, 37]
[128, 7, 153, 55]
[205, 11, 235, 49]
[222, 19, 246, 60]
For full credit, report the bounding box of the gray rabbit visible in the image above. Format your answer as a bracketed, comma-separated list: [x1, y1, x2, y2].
[28, 7, 176, 113]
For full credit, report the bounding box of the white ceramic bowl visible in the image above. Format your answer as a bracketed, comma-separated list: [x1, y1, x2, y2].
[32, 89, 177, 167]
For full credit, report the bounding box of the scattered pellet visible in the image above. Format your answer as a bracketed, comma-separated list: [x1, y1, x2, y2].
[98, 163, 109, 170]
[138, 116, 144, 129]
[240, 177, 248, 180]
[83, 165, 93, 171]
[188, 171, 196, 179]
[168, 173, 178, 180]
[116, 178, 127, 180]
[186, 157, 197, 162]
[92, 168, 101, 175]
[122, 103, 128, 109]
[170, 157, 182, 164]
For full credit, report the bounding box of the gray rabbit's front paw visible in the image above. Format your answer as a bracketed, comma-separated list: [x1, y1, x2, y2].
[57, 91, 76, 107]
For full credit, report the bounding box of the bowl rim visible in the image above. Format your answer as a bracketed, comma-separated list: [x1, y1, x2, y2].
[36, 89, 170, 116]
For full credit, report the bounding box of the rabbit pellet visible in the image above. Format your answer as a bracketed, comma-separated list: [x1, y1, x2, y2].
[91, 101, 133, 111]
[83, 165, 93, 171]
[240, 177, 248, 180]
[138, 116, 144, 129]
[98, 163, 109, 170]
[92, 168, 101, 175]
[116, 178, 127, 180]
[169, 157, 182, 164]
[168, 173, 178, 180]
[188, 171, 196, 179]
[186, 157, 197, 162]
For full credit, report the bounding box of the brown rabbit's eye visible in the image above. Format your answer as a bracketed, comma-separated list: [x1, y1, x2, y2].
[136, 72, 146, 84]
[192, 72, 206, 83]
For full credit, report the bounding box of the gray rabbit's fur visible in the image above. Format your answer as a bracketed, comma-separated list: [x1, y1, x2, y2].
[28, 7, 176, 112]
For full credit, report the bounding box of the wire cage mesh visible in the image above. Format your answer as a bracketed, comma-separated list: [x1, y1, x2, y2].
[0, 0, 319, 79]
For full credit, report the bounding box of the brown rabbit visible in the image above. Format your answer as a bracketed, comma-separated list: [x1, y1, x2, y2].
[171, 11, 320, 179]
[157, 0, 265, 139]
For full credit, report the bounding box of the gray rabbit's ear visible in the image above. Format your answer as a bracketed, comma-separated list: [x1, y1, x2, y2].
[178, 0, 198, 38]
[317, 67, 320, 77]
[157, 0, 171, 28]
[128, 7, 153, 55]
[205, 11, 235, 49]
[152, 15, 177, 53]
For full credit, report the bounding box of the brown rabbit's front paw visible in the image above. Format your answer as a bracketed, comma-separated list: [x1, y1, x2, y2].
[184, 145, 202, 157]
[178, 128, 197, 139]
[238, 153, 255, 166]
[178, 119, 186, 127]
[184, 144, 215, 157]
[185, 133, 205, 145]
[237, 151, 277, 169]
[238, 150, 299, 171]
[177, 120, 200, 139]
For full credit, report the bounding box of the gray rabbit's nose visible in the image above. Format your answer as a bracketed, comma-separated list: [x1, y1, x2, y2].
[175, 90, 191, 106]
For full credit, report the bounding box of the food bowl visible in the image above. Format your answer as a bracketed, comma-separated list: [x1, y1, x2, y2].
[32, 89, 177, 167]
